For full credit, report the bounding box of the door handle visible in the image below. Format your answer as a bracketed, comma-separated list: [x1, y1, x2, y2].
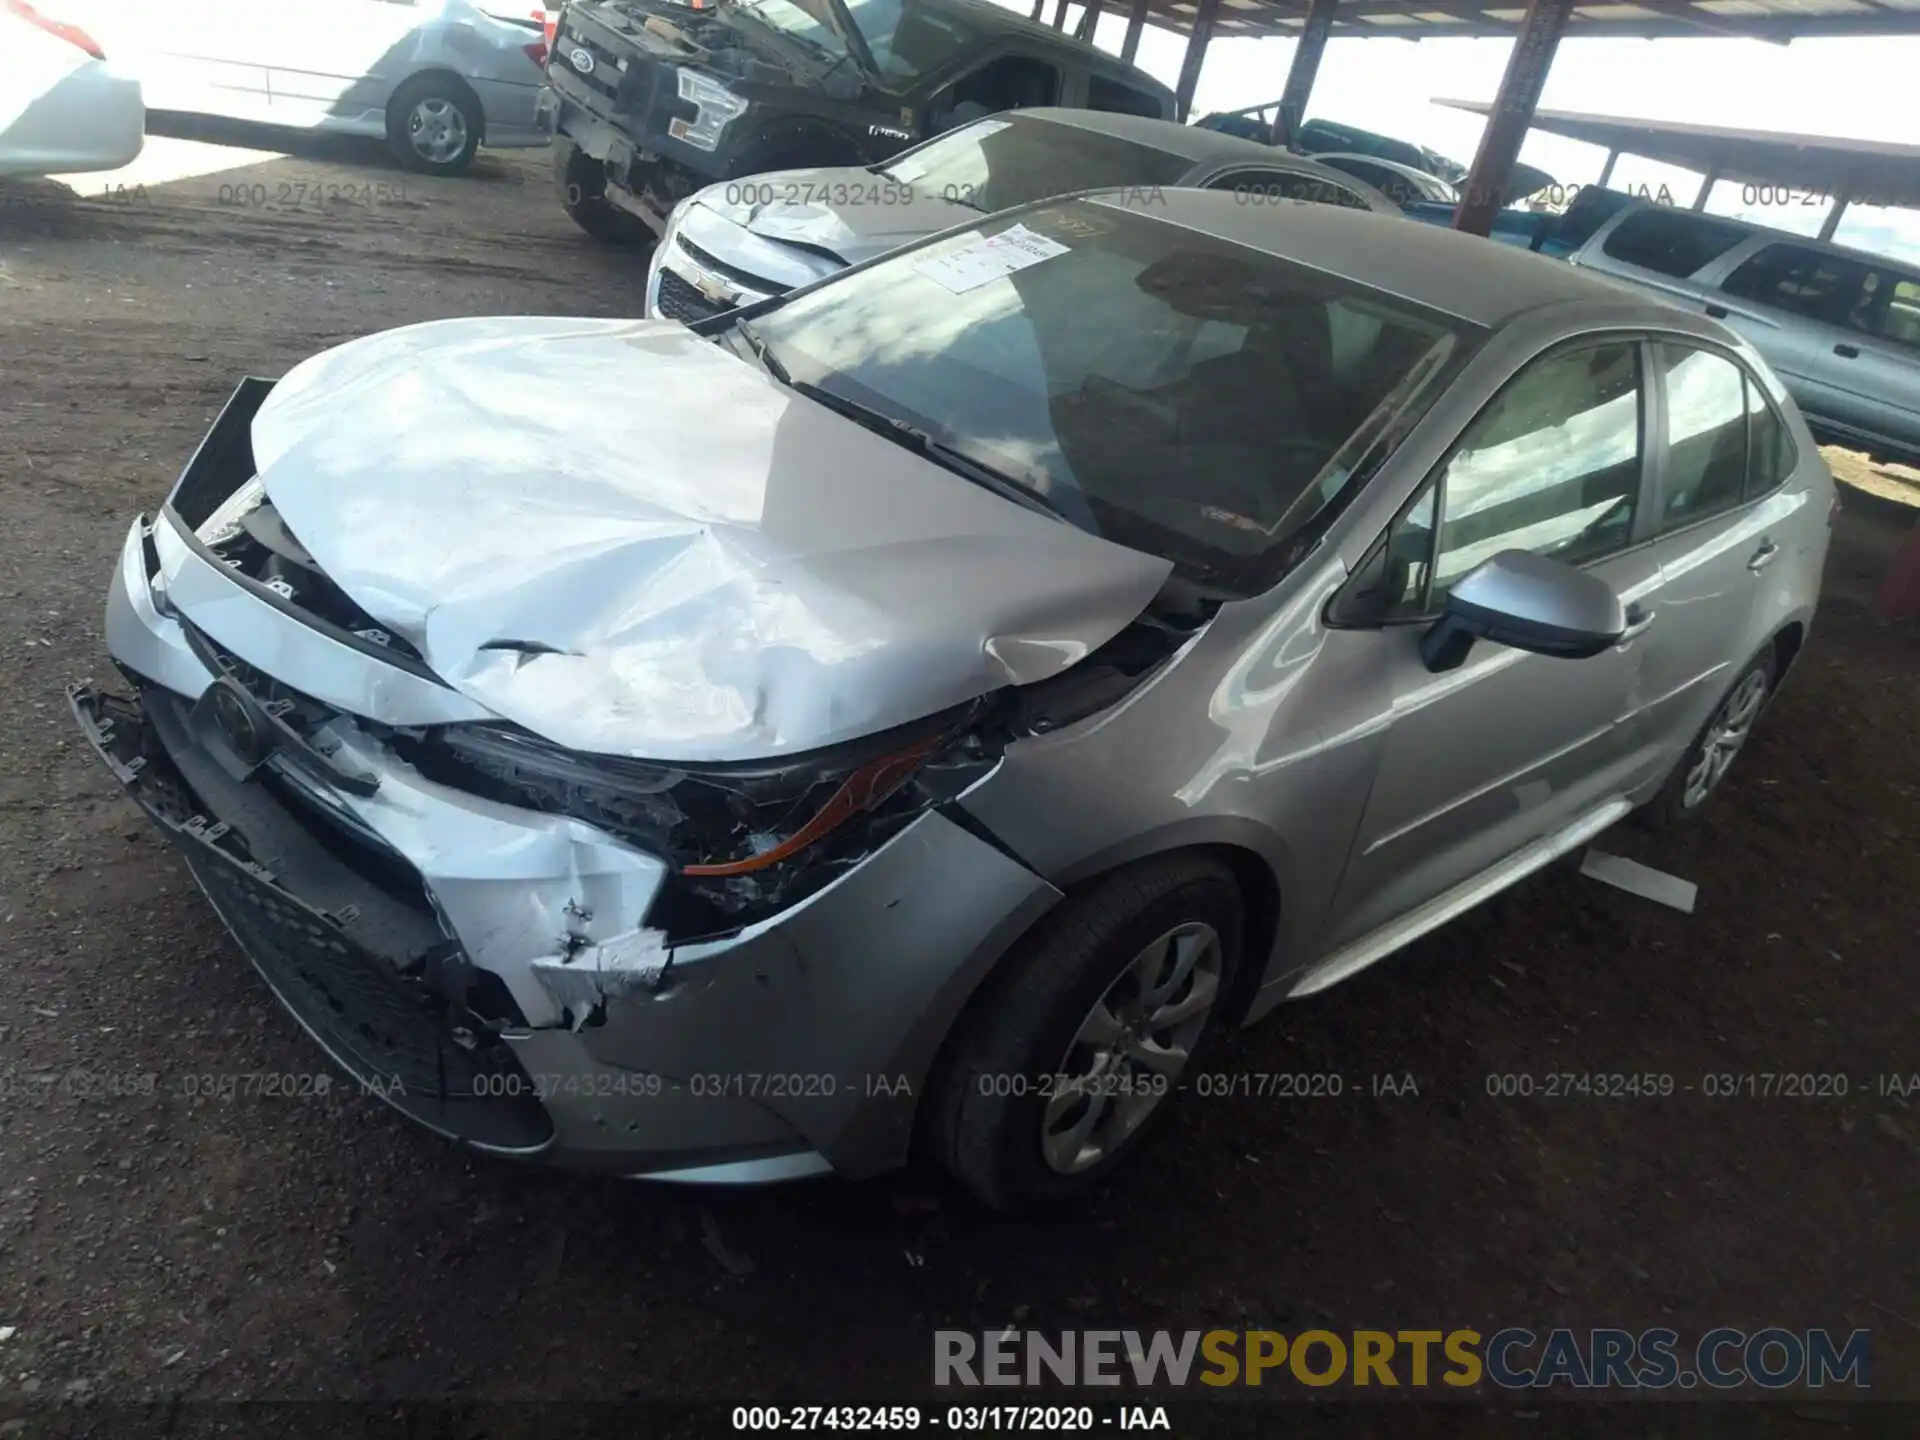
[1834, 343, 1860, 359]
[1616, 604, 1656, 644]
[1748, 539, 1782, 572]
[1705, 303, 1729, 319]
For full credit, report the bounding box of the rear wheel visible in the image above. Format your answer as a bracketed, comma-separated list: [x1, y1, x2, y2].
[386, 74, 483, 175]
[1641, 647, 1776, 828]
[923, 855, 1243, 1212]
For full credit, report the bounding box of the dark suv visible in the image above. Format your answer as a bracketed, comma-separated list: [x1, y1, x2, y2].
[544, 0, 1174, 242]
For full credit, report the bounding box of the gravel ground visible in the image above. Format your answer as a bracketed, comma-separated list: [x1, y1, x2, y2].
[0, 124, 1915, 1429]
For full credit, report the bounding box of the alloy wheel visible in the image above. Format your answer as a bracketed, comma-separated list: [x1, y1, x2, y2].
[1041, 920, 1222, 1175]
[1682, 667, 1768, 808]
[408, 98, 468, 166]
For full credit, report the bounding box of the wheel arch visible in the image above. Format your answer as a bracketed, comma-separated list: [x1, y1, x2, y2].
[1771, 618, 1807, 684]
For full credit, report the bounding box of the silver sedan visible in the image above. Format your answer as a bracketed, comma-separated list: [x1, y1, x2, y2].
[644, 106, 1396, 322]
[75, 193, 1829, 1210]
[61, 0, 553, 174]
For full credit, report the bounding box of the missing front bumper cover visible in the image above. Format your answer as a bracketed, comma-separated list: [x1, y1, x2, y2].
[68, 682, 554, 1153]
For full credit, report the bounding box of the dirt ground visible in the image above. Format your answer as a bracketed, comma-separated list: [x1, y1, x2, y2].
[0, 124, 1916, 1427]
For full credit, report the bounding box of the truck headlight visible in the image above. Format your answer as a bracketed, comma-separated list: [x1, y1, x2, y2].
[672, 70, 747, 152]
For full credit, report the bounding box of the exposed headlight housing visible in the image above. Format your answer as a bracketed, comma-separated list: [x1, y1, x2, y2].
[396, 705, 1000, 940]
[671, 69, 747, 152]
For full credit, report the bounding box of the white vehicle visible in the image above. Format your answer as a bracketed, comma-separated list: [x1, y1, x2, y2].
[60, 0, 553, 175]
[0, 0, 144, 178]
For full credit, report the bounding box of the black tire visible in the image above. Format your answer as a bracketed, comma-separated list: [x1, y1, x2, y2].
[922, 854, 1244, 1212]
[385, 74, 483, 176]
[554, 138, 649, 246]
[1640, 646, 1777, 830]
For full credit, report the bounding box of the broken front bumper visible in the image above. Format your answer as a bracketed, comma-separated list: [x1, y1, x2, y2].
[75, 395, 1063, 1180]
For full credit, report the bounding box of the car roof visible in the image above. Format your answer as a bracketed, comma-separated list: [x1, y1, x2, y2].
[1019, 107, 1320, 166]
[1010, 110, 1395, 204]
[1315, 153, 1455, 189]
[1082, 188, 1682, 327]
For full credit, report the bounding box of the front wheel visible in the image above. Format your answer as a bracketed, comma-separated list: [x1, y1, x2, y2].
[555, 138, 649, 246]
[386, 75, 483, 175]
[922, 855, 1244, 1212]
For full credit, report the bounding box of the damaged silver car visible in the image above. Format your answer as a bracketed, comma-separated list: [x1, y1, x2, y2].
[74, 191, 1831, 1210]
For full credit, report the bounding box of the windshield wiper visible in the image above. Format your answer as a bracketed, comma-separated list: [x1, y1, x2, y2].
[789, 381, 1068, 524]
[733, 321, 790, 384]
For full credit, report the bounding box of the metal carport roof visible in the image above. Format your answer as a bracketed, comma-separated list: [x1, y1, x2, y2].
[1124, 0, 1920, 41]
[1434, 101, 1920, 207]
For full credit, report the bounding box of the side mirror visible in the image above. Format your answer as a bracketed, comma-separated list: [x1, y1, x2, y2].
[1418, 549, 1626, 674]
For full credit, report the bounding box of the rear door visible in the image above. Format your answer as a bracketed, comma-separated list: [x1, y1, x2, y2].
[1712, 240, 1881, 442]
[1829, 264, 1920, 458]
[259, 0, 430, 127]
[65, 0, 275, 117]
[1624, 340, 1803, 766]
[1320, 337, 1660, 948]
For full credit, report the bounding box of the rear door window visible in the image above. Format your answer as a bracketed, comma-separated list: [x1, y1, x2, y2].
[1720, 243, 1875, 327]
[1600, 208, 1749, 279]
[1656, 346, 1748, 528]
[1849, 269, 1920, 353]
[1654, 342, 1799, 532]
[1087, 73, 1167, 119]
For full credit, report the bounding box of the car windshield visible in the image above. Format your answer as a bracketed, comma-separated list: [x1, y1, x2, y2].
[742, 200, 1467, 593]
[730, 0, 854, 63]
[878, 116, 1195, 214]
[842, 0, 978, 86]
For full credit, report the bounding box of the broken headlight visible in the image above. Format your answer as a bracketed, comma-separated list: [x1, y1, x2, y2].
[408, 704, 999, 941]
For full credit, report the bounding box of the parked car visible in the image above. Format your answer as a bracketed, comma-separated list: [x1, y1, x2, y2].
[545, 0, 1175, 244]
[60, 0, 553, 174]
[1313, 152, 1456, 208]
[1403, 181, 1643, 260]
[0, 0, 143, 177]
[1568, 201, 1920, 465]
[73, 192, 1828, 1210]
[644, 106, 1395, 323]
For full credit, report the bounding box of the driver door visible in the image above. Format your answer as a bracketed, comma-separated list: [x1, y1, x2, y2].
[1318, 337, 1662, 949]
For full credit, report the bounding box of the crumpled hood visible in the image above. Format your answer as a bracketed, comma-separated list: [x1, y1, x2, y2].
[697, 165, 976, 268]
[249, 317, 1172, 762]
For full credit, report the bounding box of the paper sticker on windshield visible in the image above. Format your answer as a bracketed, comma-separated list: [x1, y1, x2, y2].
[913, 224, 1069, 295]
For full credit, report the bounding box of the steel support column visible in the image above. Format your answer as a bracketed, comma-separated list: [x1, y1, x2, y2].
[1120, 0, 1150, 62]
[1029, 0, 1044, 19]
[1173, 0, 1224, 123]
[1595, 148, 1618, 188]
[1818, 193, 1850, 242]
[1076, 0, 1104, 41]
[1454, 0, 1573, 238]
[1051, 0, 1069, 30]
[1271, 0, 1340, 149]
[1691, 165, 1720, 210]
